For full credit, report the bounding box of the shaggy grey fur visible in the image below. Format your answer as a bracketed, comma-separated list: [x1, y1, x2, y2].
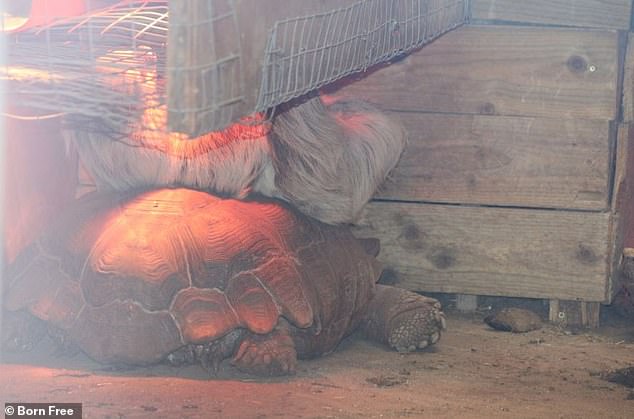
[69, 96, 406, 224]
[69, 123, 272, 199]
[266, 96, 406, 224]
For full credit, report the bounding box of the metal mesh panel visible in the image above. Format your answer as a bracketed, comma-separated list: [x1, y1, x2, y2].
[4, 1, 169, 138]
[4, 0, 470, 138]
[167, 0, 243, 139]
[256, 0, 470, 112]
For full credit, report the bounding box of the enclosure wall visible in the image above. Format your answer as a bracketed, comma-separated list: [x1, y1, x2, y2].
[340, 0, 634, 304]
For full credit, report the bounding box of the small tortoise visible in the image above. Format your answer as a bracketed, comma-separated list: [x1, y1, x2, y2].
[5, 188, 444, 375]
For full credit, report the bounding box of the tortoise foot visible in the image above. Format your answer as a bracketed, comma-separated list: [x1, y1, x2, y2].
[166, 346, 197, 366]
[387, 308, 444, 352]
[1, 309, 47, 353]
[231, 327, 297, 376]
[363, 285, 446, 352]
[167, 329, 245, 374]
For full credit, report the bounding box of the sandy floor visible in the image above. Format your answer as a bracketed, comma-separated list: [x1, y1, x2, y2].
[1, 310, 634, 419]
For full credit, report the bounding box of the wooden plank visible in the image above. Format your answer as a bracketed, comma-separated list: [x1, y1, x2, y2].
[581, 302, 601, 328]
[456, 295, 479, 312]
[549, 300, 601, 328]
[168, 0, 244, 136]
[607, 123, 634, 301]
[378, 113, 611, 210]
[328, 25, 621, 120]
[355, 202, 611, 302]
[614, 124, 634, 248]
[622, 34, 634, 123]
[472, 0, 632, 29]
[549, 300, 562, 324]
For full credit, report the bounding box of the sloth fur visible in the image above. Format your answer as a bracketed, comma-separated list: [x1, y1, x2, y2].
[68, 113, 272, 199]
[69, 95, 406, 224]
[263, 95, 406, 224]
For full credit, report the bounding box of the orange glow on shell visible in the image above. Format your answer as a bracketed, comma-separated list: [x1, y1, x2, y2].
[86, 189, 252, 285]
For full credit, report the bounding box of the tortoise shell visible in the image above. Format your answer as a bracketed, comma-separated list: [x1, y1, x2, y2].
[6, 188, 381, 364]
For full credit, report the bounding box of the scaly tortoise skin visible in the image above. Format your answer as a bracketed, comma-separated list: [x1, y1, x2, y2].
[5, 188, 445, 376]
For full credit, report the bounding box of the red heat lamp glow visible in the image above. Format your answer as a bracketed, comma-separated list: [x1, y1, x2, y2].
[1, 0, 86, 33]
[2, 3, 269, 265]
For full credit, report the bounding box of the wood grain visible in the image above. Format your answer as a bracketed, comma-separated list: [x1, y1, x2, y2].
[328, 25, 621, 120]
[355, 201, 611, 302]
[549, 300, 601, 328]
[378, 113, 612, 210]
[622, 34, 634, 123]
[608, 124, 634, 300]
[472, 0, 632, 29]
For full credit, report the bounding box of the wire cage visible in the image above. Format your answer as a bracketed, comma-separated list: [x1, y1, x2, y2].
[4, 0, 470, 139]
[4, 1, 170, 139]
[257, 0, 471, 113]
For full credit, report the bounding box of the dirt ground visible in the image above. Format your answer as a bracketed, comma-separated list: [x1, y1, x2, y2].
[1, 305, 634, 419]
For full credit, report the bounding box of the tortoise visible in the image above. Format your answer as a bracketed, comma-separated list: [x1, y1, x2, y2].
[4, 188, 444, 376]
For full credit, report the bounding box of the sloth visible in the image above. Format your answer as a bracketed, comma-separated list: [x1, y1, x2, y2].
[68, 94, 406, 225]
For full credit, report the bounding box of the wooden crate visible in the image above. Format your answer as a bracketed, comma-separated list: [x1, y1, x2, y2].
[622, 33, 634, 123]
[471, 0, 632, 29]
[378, 113, 613, 210]
[331, 25, 623, 119]
[356, 202, 613, 301]
[338, 23, 631, 323]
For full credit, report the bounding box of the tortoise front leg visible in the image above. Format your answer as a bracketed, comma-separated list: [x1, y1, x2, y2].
[362, 285, 446, 352]
[231, 319, 297, 376]
[167, 328, 246, 374]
